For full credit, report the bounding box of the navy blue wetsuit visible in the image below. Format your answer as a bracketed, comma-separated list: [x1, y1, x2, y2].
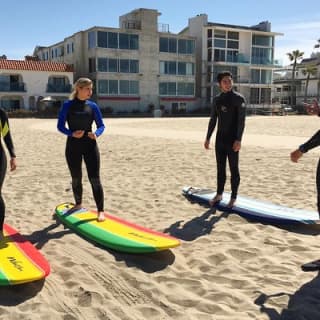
[0, 109, 16, 232]
[57, 98, 105, 211]
[206, 90, 246, 199]
[299, 130, 320, 212]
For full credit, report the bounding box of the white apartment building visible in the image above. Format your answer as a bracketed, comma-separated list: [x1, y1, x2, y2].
[33, 8, 198, 115]
[184, 14, 283, 111]
[0, 58, 73, 110]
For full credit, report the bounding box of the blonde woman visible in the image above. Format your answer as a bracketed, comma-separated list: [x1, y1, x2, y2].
[57, 78, 106, 222]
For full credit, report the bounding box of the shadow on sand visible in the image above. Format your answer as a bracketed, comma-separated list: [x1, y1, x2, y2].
[0, 279, 45, 306]
[164, 208, 230, 241]
[255, 272, 320, 319]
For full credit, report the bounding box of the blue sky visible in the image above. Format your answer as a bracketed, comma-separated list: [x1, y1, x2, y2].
[1, 0, 319, 66]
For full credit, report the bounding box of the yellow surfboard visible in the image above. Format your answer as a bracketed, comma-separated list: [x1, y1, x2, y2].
[55, 203, 181, 253]
[0, 224, 50, 285]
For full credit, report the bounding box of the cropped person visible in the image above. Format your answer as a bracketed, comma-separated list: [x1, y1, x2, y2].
[0, 108, 17, 237]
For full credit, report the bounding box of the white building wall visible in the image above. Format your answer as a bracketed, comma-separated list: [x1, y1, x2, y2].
[0, 69, 73, 109]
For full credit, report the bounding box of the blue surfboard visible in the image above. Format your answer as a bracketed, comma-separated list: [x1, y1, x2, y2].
[182, 186, 320, 224]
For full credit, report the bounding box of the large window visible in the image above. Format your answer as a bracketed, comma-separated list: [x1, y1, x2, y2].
[97, 58, 139, 73]
[160, 61, 194, 75]
[97, 31, 139, 49]
[98, 80, 139, 95]
[159, 82, 194, 96]
[251, 69, 272, 84]
[212, 29, 239, 62]
[252, 35, 273, 47]
[159, 37, 195, 54]
[251, 47, 273, 65]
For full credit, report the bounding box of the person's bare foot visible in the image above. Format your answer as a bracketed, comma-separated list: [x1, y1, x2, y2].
[227, 198, 236, 208]
[209, 194, 222, 207]
[97, 212, 106, 222]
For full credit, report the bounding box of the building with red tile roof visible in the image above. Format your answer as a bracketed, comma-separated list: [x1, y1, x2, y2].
[0, 57, 74, 110]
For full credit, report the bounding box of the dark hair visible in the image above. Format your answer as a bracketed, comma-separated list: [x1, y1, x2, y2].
[217, 71, 233, 83]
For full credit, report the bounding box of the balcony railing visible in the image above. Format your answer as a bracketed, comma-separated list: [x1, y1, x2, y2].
[0, 82, 25, 92]
[47, 83, 72, 93]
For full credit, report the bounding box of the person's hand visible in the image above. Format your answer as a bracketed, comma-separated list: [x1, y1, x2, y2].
[233, 140, 241, 152]
[10, 157, 17, 171]
[87, 132, 96, 140]
[204, 139, 210, 149]
[290, 149, 303, 162]
[72, 130, 85, 138]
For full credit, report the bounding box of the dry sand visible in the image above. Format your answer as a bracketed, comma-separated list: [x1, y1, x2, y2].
[1, 115, 320, 319]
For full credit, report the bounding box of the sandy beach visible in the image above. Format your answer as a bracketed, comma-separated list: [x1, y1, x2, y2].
[1, 115, 320, 319]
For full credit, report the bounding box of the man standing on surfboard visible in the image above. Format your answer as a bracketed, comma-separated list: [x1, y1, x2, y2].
[204, 71, 246, 208]
[57, 78, 106, 222]
[0, 108, 17, 238]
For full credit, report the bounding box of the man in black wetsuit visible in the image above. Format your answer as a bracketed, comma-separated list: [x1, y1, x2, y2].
[204, 71, 246, 208]
[291, 103, 320, 271]
[291, 130, 320, 213]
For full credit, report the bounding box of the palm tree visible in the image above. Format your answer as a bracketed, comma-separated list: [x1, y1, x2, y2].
[301, 64, 318, 102]
[287, 50, 304, 107]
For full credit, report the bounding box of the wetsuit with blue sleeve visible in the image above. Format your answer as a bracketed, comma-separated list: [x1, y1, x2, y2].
[57, 98, 105, 211]
[299, 130, 320, 212]
[0, 108, 16, 232]
[206, 90, 246, 199]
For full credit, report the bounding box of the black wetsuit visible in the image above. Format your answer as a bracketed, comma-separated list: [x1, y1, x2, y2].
[299, 130, 320, 212]
[57, 98, 105, 211]
[0, 109, 16, 232]
[206, 90, 246, 199]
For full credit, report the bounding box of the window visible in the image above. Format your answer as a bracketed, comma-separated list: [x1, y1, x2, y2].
[119, 33, 129, 49]
[159, 37, 177, 53]
[108, 32, 118, 48]
[159, 82, 176, 95]
[89, 58, 96, 73]
[119, 80, 130, 94]
[119, 80, 139, 95]
[98, 80, 138, 95]
[228, 31, 239, 40]
[108, 59, 118, 72]
[178, 39, 195, 54]
[130, 60, 139, 73]
[109, 80, 118, 94]
[214, 49, 225, 62]
[252, 35, 273, 47]
[119, 59, 129, 73]
[160, 61, 194, 75]
[214, 29, 226, 39]
[227, 40, 238, 49]
[214, 39, 226, 48]
[177, 82, 194, 95]
[98, 58, 108, 72]
[88, 31, 96, 49]
[97, 31, 108, 48]
[97, 31, 138, 49]
[227, 50, 238, 62]
[159, 82, 194, 96]
[251, 47, 273, 65]
[129, 34, 139, 50]
[98, 80, 108, 93]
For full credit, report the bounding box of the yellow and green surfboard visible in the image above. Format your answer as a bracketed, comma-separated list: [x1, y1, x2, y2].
[55, 203, 180, 253]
